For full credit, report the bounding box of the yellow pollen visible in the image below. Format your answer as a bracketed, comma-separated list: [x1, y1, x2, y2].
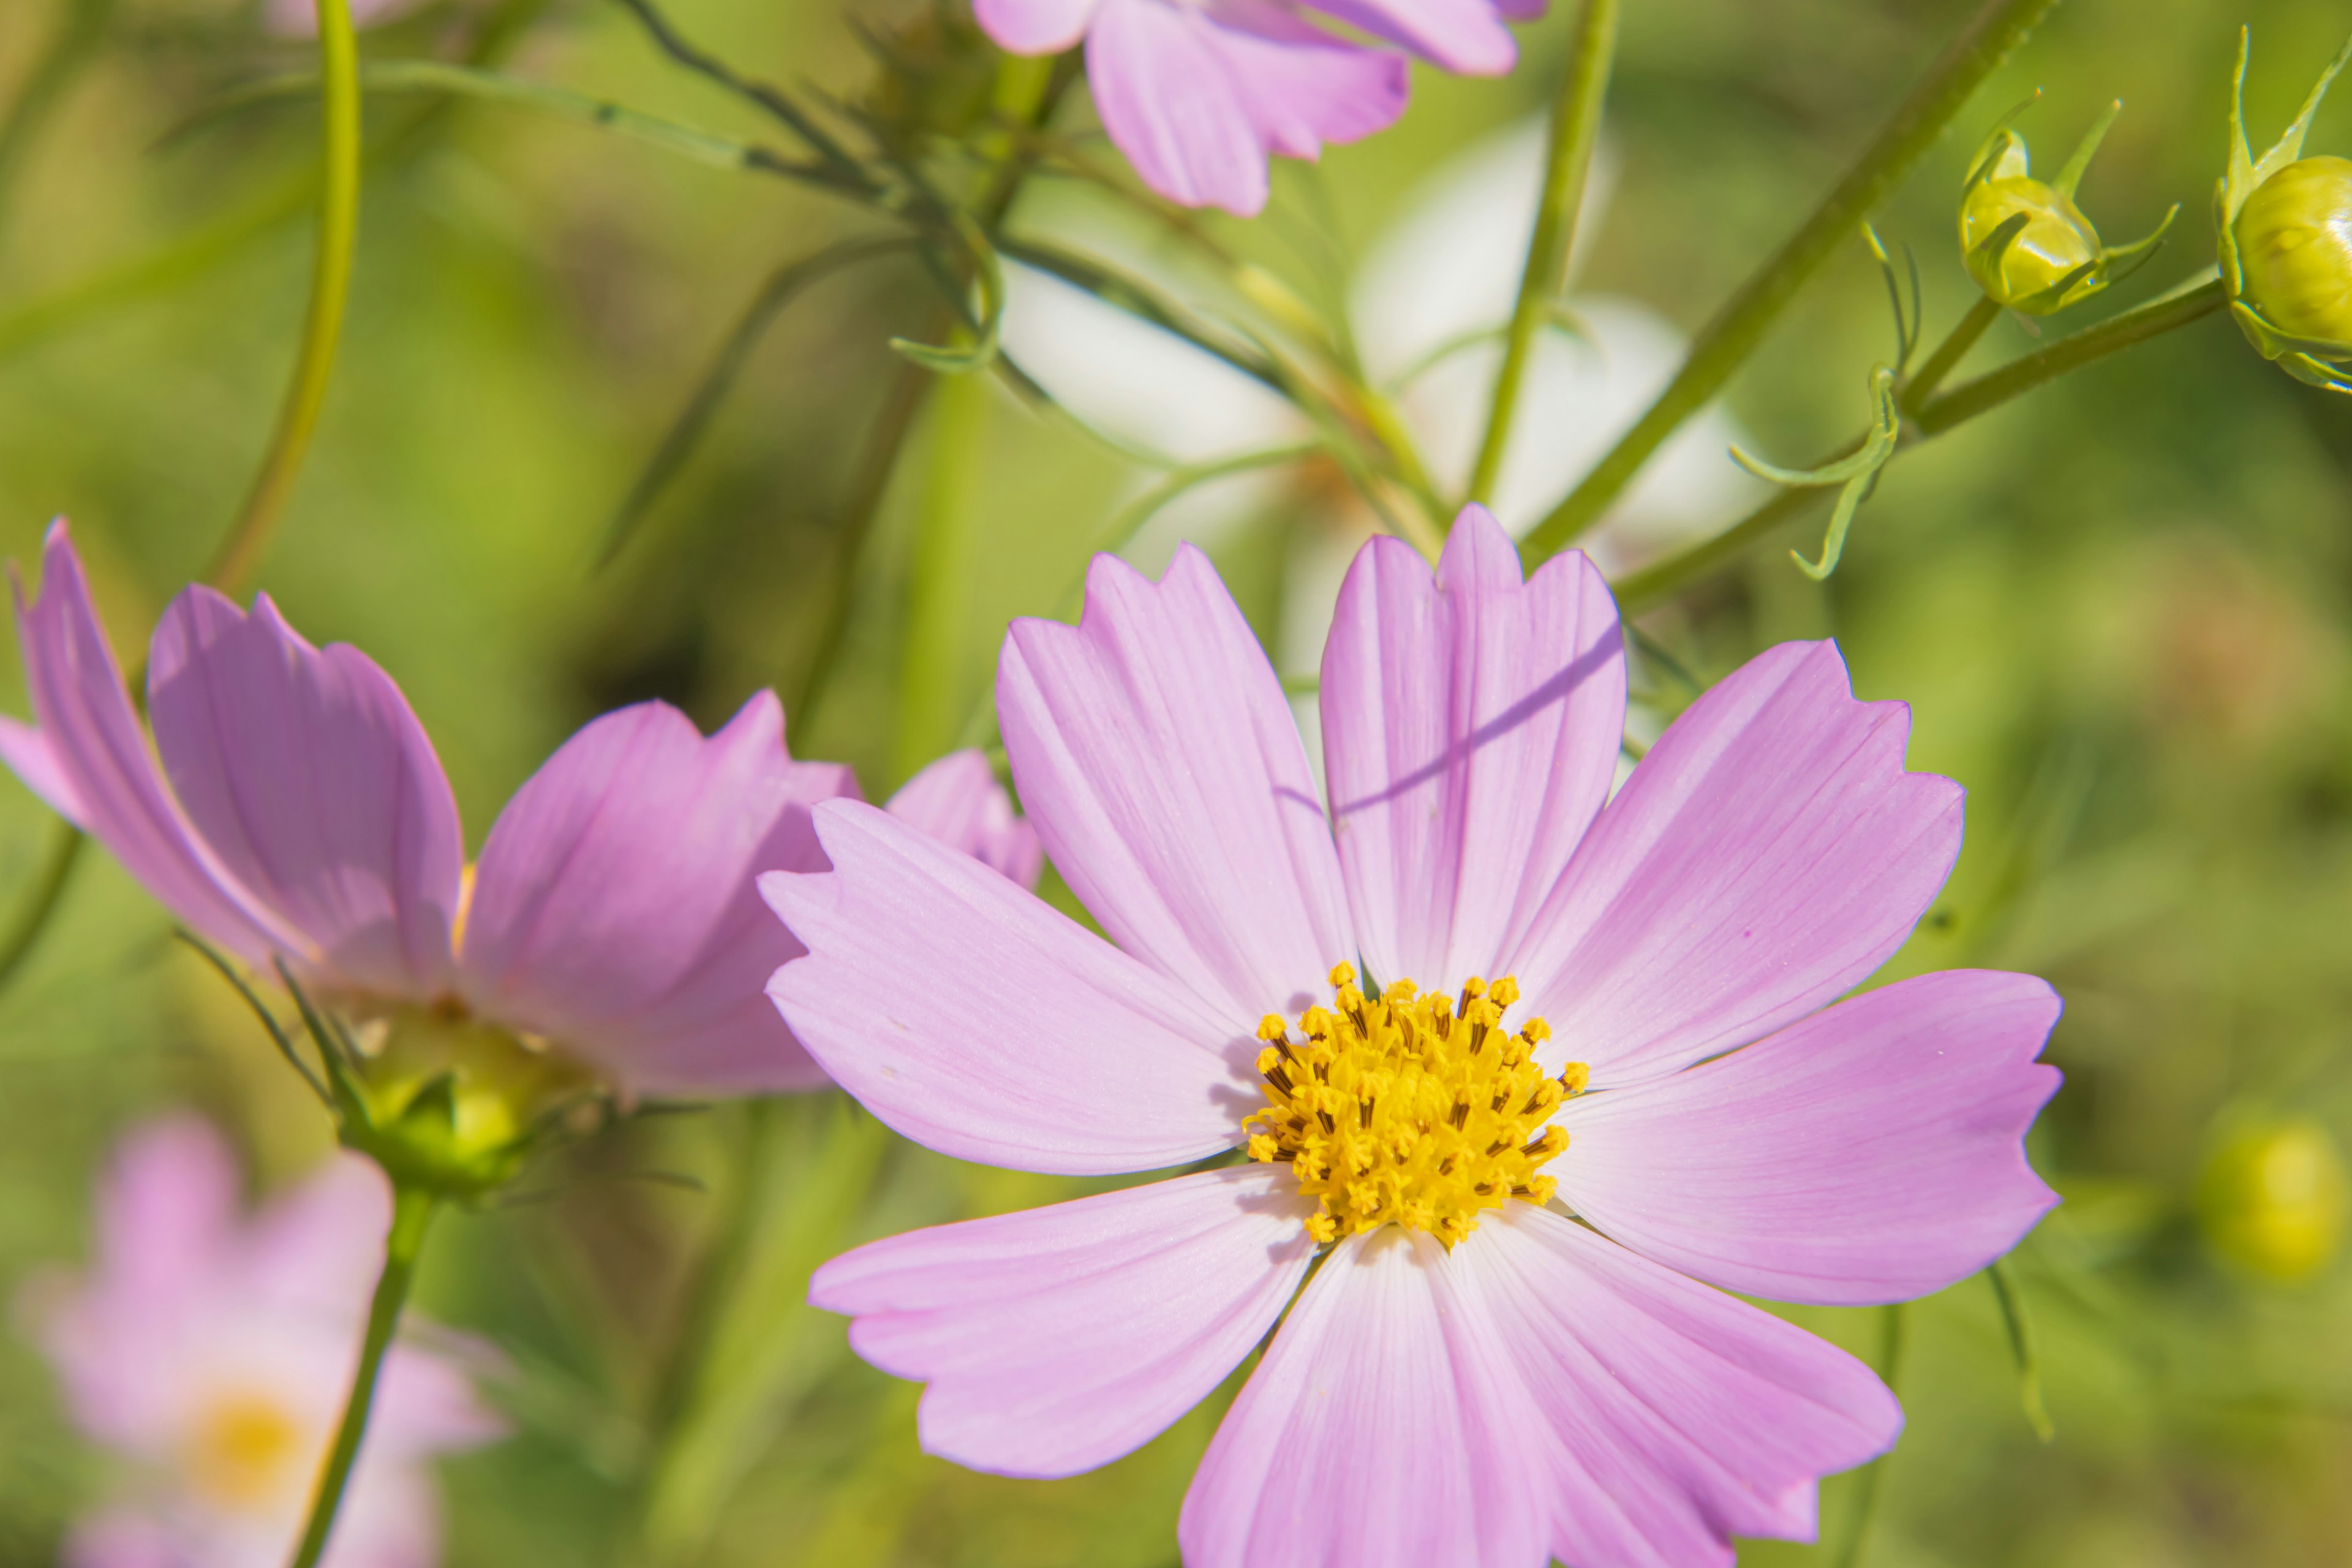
[185, 1391, 309, 1509]
[1245, 963, 1586, 1249]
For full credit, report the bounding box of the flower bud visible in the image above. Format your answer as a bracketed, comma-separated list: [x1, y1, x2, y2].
[1957, 105, 2173, 316]
[2198, 1119, 2350, 1282]
[2217, 29, 2352, 391]
[2231, 155, 2352, 345]
[1959, 134, 2102, 311]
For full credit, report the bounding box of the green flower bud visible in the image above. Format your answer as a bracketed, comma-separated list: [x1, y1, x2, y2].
[2231, 155, 2352, 347]
[2199, 1119, 2350, 1283]
[1958, 104, 2174, 316]
[2218, 29, 2352, 392]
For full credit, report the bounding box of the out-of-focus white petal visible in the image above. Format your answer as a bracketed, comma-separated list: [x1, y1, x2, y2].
[1001, 262, 1311, 466]
[1350, 119, 1618, 384]
[1397, 300, 1762, 571]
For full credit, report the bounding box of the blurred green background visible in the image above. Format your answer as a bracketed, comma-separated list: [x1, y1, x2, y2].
[6, 0, 2352, 1563]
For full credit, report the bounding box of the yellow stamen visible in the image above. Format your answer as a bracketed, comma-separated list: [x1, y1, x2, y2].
[1245, 962, 1586, 1248]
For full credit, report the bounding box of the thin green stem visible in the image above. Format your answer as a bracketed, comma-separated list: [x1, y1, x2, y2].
[892, 350, 990, 782]
[1913, 273, 2226, 435]
[207, 0, 364, 595]
[1611, 273, 2226, 611]
[1834, 1303, 1909, 1568]
[1466, 0, 1619, 509]
[0, 820, 83, 992]
[1524, 0, 2062, 559]
[1903, 293, 2002, 410]
[285, 1185, 438, 1568]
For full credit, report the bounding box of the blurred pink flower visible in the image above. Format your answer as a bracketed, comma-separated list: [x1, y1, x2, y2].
[22, 1115, 502, 1568]
[763, 505, 2064, 1567]
[263, 0, 431, 36]
[0, 522, 1037, 1097]
[979, 0, 1532, 215]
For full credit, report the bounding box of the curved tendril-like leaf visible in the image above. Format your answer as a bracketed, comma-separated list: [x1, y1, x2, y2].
[1771, 368, 1899, 582]
[1986, 1258, 2056, 1444]
[1790, 464, 1879, 582]
[1380, 303, 1594, 396]
[2052, 98, 2122, 201]
[1733, 367, 1899, 489]
[1862, 221, 1923, 369]
[891, 212, 1005, 373]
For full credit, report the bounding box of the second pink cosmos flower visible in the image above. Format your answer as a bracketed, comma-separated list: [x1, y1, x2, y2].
[763, 503, 2062, 1567]
[0, 521, 1036, 1099]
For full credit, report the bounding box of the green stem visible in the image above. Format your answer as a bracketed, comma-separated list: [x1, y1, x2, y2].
[207, 0, 364, 595]
[1466, 0, 1619, 509]
[285, 1185, 438, 1568]
[1523, 0, 2062, 559]
[1903, 293, 2003, 409]
[1610, 273, 2226, 611]
[892, 352, 990, 782]
[1834, 1303, 1910, 1568]
[1913, 273, 2226, 435]
[0, 820, 83, 992]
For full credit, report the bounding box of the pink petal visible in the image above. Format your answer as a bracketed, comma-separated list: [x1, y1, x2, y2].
[1319, 505, 1623, 990]
[4, 523, 290, 965]
[1303, 0, 1517, 73]
[1455, 1206, 1901, 1562]
[1180, 1227, 1548, 1568]
[460, 693, 854, 1096]
[998, 545, 1352, 1025]
[1510, 640, 1964, 1085]
[975, 0, 1099, 52]
[885, 749, 1043, 888]
[147, 588, 463, 1002]
[764, 799, 1247, 1174]
[1087, 0, 1407, 217]
[1554, 969, 2063, 1306]
[812, 1166, 1314, 1478]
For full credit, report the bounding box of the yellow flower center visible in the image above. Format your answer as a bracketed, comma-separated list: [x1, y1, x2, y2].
[185, 1390, 309, 1509]
[1245, 963, 1586, 1248]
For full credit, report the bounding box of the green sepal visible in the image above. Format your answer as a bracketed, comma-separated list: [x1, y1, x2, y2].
[2051, 97, 2122, 200]
[2222, 27, 2352, 234]
[2230, 298, 2352, 364]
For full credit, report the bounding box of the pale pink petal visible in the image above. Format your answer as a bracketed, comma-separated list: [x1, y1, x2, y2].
[976, 0, 1100, 52]
[0, 717, 87, 823]
[998, 545, 1352, 1025]
[1087, 0, 1406, 217]
[1304, 0, 1516, 73]
[148, 588, 463, 1002]
[1491, 0, 1545, 18]
[886, 749, 1043, 888]
[239, 1151, 394, 1315]
[1180, 1226, 1548, 1568]
[764, 800, 1247, 1174]
[812, 1166, 1314, 1478]
[61, 1510, 176, 1568]
[461, 693, 854, 1095]
[1555, 970, 2063, 1306]
[1510, 640, 1963, 1084]
[32, 1117, 244, 1447]
[320, 1456, 443, 1568]
[4, 523, 290, 965]
[1455, 1206, 1901, 1562]
[1320, 505, 1623, 990]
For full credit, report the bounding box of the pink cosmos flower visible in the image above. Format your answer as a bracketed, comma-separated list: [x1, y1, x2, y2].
[0, 522, 1038, 1097]
[21, 1115, 502, 1568]
[762, 503, 2063, 1567]
[264, 0, 430, 36]
[978, 0, 1537, 215]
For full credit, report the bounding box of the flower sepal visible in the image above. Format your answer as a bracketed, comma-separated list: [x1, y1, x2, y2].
[1959, 100, 2177, 316]
[181, 933, 600, 1201]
